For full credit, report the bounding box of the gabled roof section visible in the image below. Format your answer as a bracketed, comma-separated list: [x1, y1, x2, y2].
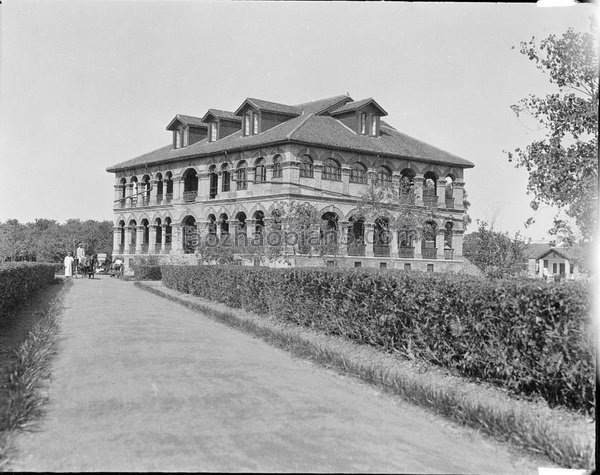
[166, 114, 207, 131]
[201, 109, 241, 123]
[523, 243, 553, 259]
[330, 97, 388, 116]
[234, 98, 302, 117]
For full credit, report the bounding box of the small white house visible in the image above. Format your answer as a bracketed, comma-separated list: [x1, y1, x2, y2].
[525, 243, 585, 281]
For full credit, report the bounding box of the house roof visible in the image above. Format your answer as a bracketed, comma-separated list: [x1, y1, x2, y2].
[523, 243, 554, 259]
[165, 114, 208, 131]
[525, 243, 583, 262]
[201, 109, 241, 123]
[107, 95, 475, 172]
[234, 98, 302, 117]
[330, 97, 388, 116]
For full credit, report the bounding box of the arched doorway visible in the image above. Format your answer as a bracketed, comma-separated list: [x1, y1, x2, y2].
[347, 215, 365, 256]
[182, 215, 197, 254]
[374, 216, 390, 257]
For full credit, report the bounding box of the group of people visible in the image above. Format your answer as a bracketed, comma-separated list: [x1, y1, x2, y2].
[63, 244, 124, 279]
[63, 244, 97, 279]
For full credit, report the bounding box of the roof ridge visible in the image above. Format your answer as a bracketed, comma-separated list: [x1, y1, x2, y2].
[286, 112, 315, 140]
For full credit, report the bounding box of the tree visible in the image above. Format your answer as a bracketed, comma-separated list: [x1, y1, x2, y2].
[354, 176, 438, 246]
[506, 24, 599, 242]
[463, 220, 528, 279]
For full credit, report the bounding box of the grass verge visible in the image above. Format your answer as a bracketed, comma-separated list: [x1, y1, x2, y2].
[136, 280, 595, 471]
[0, 278, 71, 471]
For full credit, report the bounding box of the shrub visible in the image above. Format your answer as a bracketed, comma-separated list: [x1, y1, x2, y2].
[133, 265, 162, 281]
[0, 262, 56, 317]
[161, 265, 595, 415]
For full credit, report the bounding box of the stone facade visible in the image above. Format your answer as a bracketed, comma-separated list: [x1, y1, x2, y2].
[107, 95, 474, 272]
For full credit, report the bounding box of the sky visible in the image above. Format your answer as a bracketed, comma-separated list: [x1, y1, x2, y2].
[0, 0, 596, 242]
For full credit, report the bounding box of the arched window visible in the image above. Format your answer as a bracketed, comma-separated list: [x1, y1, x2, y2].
[375, 166, 392, 186]
[322, 158, 341, 181]
[253, 210, 265, 235]
[422, 220, 438, 259]
[165, 172, 174, 202]
[347, 216, 365, 256]
[155, 218, 162, 245]
[236, 212, 247, 244]
[118, 220, 125, 248]
[444, 222, 454, 250]
[119, 178, 127, 206]
[349, 163, 367, 184]
[155, 173, 163, 201]
[254, 158, 266, 183]
[299, 155, 313, 178]
[182, 216, 197, 254]
[272, 155, 282, 179]
[219, 213, 229, 236]
[130, 177, 138, 206]
[236, 161, 248, 190]
[164, 217, 172, 246]
[445, 174, 455, 208]
[129, 220, 137, 249]
[141, 175, 151, 204]
[374, 217, 391, 257]
[207, 214, 217, 235]
[423, 171, 438, 207]
[221, 164, 231, 192]
[183, 169, 198, 202]
[209, 165, 218, 199]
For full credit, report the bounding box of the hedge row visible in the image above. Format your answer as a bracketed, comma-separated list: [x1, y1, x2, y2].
[133, 265, 162, 281]
[0, 262, 57, 317]
[161, 265, 595, 415]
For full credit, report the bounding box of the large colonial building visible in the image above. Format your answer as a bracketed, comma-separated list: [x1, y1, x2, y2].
[106, 94, 474, 271]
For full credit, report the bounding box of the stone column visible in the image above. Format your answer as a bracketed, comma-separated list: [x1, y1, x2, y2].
[135, 225, 144, 254]
[148, 225, 157, 254]
[364, 222, 374, 257]
[413, 176, 424, 207]
[414, 227, 423, 259]
[113, 184, 123, 208]
[390, 227, 399, 257]
[453, 230, 464, 258]
[127, 183, 135, 207]
[173, 177, 183, 204]
[171, 223, 183, 254]
[150, 178, 160, 204]
[230, 219, 240, 246]
[287, 156, 300, 194]
[436, 229, 445, 258]
[453, 180, 465, 210]
[339, 220, 349, 256]
[112, 227, 121, 254]
[341, 167, 350, 195]
[437, 179, 447, 208]
[124, 226, 133, 254]
[162, 224, 171, 253]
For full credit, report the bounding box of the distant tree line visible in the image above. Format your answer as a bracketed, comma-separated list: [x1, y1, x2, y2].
[0, 219, 113, 263]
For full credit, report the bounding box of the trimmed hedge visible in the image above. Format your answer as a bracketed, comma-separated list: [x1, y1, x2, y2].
[0, 262, 56, 317]
[133, 264, 162, 281]
[161, 265, 595, 415]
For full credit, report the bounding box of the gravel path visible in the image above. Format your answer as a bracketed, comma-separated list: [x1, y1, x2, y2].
[10, 276, 545, 473]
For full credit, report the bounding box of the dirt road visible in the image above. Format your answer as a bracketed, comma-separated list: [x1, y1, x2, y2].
[10, 277, 544, 472]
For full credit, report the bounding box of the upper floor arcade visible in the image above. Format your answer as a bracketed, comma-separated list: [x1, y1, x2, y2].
[112, 145, 467, 214]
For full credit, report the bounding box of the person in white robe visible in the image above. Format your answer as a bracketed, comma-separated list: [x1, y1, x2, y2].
[64, 252, 74, 278]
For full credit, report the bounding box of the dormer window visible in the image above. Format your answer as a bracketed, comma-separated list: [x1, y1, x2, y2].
[244, 114, 251, 136]
[253, 113, 259, 134]
[209, 122, 217, 142]
[360, 113, 367, 134]
[370, 115, 378, 136]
